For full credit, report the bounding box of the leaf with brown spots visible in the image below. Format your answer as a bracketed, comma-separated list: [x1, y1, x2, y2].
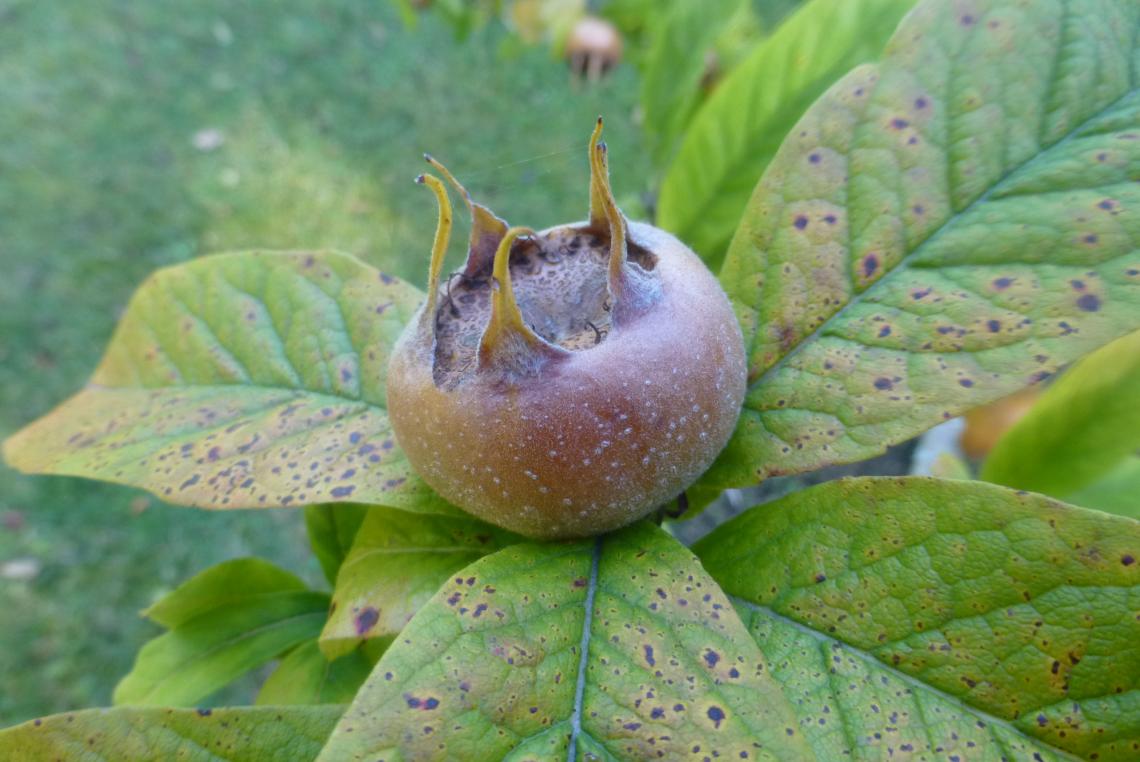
[2, 250, 458, 515]
[703, 0, 1140, 494]
[316, 522, 813, 761]
[0, 705, 343, 761]
[114, 558, 329, 706]
[983, 329, 1140, 502]
[695, 477, 1140, 761]
[319, 507, 519, 659]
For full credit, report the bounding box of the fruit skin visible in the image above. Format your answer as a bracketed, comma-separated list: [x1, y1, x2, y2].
[566, 15, 623, 82]
[388, 219, 746, 539]
[960, 387, 1040, 460]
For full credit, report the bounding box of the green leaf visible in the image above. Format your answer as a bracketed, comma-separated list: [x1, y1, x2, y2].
[982, 329, 1140, 497]
[143, 557, 309, 629]
[317, 522, 812, 761]
[115, 559, 330, 706]
[750, 0, 806, 30]
[257, 640, 372, 706]
[305, 503, 369, 586]
[639, 0, 746, 168]
[1067, 456, 1140, 519]
[695, 477, 1140, 760]
[731, 603, 1080, 760]
[656, 0, 914, 266]
[2, 250, 456, 515]
[319, 507, 518, 659]
[703, 0, 1140, 492]
[0, 705, 343, 762]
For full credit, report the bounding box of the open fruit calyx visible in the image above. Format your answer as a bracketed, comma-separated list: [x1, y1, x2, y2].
[387, 120, 746, 539]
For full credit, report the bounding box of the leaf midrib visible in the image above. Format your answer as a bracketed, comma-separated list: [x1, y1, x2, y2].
[733, 599, 1083, 761]
[85, 378, 384, 412]
[566, 536, 602, 762]
[745, 71, 1140, 397]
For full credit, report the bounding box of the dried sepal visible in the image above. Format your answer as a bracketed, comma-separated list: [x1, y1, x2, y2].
[477, 227, 565, 378]
[423, 153, 508, 277]
[414, 173, 452, 326]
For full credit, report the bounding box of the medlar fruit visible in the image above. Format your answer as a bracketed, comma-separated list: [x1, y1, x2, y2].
[565, 15, 623, 82]
[387, 120, 745, 539]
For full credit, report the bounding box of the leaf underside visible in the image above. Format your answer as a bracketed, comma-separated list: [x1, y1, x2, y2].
[2, 250, 456, 514]
[317, 522, 812, 761]
[703, 0, 1140, 493]
[0, 705, 343, 762]
[695, 477, 1140, 761]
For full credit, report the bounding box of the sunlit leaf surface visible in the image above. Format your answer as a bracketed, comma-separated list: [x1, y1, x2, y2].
[0, 705, 342, 762]
[703, 0, 1140, 492]
[317, 523, 810, 761]
[3, 251, 455, 514]
[696, 477, 1140, 760]
[320, 508, 517, 658]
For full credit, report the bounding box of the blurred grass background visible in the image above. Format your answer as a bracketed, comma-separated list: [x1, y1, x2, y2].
[0, 0, 649, 724]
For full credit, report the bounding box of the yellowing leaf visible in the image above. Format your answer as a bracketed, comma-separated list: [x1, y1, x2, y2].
[0, 705, 342, 761]
[3, 251, 456, 514]
[317, 523, 811, 760]
[319, 507, 517, 658]
[703, 0, 1140, 493]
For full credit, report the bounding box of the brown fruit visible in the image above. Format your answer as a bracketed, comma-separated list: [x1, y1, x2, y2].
[565, 15, 622, 82]
[960, 387, 1041, 460]
[387, 120, 746, 539]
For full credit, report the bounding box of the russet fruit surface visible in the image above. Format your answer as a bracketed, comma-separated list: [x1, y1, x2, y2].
[387, 121, 746, 538]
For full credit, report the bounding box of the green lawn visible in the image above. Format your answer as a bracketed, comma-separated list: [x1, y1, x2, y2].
[0, 0, 647, 724]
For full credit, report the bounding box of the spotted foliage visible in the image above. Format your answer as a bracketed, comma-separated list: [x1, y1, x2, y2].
[2, 250, 455, 514]
[695, 477, 1140, 761]
[319, 507, 518, 658]
[316, 522, 811, 761]
[703, 0, 1140, 493]
[0, 705, 343, 762]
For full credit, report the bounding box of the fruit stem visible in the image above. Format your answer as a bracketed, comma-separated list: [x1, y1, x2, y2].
[424, 153, 508, 278]
[415, 173, 452, 327]
[479, 226, 564, 376]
